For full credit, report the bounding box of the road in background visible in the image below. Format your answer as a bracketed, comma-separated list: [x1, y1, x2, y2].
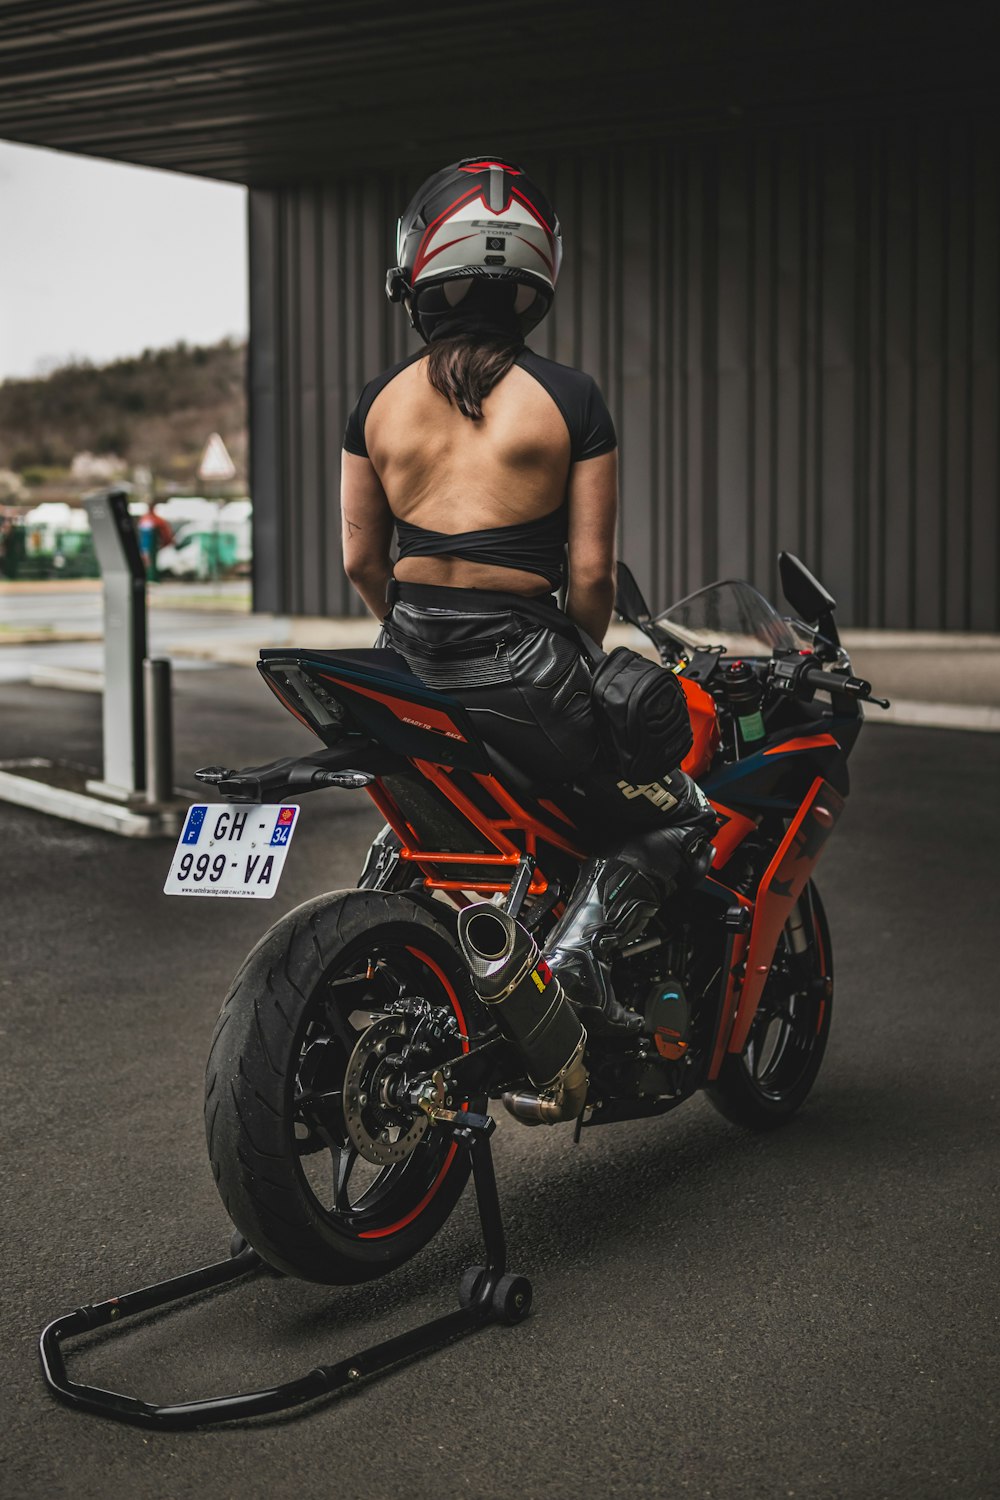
[0, 582, 267, 686]
[0, 579, 247, 628]
[2, 582, 1000, 716]
[0, 669, 996, 1499]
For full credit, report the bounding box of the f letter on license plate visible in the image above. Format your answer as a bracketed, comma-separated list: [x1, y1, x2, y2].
[163, 804, 300, 899]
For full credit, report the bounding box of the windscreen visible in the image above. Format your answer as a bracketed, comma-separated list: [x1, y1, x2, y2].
[656, 579, 811, 657]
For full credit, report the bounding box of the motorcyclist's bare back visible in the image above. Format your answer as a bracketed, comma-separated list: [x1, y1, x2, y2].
[365, 357, 570, 596]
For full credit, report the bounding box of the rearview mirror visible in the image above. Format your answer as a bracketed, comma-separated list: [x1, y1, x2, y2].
[778, 552, 836, 624]
[615, 561, 652, 627]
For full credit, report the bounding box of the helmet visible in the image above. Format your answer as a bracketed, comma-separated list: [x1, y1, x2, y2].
[386, 157, 562, 342]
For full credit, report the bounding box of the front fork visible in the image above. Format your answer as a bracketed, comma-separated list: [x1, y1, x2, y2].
[783, 884, 818, 986]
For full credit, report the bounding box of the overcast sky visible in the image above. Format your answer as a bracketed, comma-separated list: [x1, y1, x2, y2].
[0, 139, 247, 382]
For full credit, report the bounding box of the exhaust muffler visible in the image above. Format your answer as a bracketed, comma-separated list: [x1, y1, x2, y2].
[456, 904, 588, 1126]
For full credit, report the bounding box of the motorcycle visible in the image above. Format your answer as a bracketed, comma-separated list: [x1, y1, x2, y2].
[189, 552, 888, 1286]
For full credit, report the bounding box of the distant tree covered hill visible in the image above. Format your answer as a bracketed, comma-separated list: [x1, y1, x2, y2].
[0, 338, 247, 480]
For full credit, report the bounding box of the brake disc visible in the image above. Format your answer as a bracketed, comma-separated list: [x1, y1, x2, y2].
[343, 1014, 439, 1166]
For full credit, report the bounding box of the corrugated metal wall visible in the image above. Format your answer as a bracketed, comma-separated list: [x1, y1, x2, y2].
[250, 117, 999, 627]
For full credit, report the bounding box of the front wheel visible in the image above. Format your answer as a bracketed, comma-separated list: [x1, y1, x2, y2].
[706, 883, 833, 1130]
[205, 890, 485, 1284]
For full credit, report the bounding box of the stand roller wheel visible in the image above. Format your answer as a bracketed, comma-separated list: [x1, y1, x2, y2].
[491, 1273, 532, 1325]
[458, 1264, 488, 1309]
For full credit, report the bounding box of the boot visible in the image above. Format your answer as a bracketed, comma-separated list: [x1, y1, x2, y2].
[543, 774, 719, 1036]
[542, 856, 658, 1035]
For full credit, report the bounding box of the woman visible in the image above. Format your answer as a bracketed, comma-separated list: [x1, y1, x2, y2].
[341, 157, 715, 1033]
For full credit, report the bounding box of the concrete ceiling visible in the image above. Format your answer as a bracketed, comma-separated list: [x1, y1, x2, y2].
[0, 1, 994, 185]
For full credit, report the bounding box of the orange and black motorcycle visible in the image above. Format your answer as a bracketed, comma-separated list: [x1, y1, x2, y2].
[199, 552, 888, 1286]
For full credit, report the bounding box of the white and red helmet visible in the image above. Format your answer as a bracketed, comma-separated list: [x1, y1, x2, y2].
[386, 157, 563, 341]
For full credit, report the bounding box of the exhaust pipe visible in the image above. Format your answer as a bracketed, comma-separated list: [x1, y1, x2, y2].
[457, 904, 588, 1126]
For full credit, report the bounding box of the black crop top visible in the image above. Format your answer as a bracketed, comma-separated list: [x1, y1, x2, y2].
[342, 348, 616, 589]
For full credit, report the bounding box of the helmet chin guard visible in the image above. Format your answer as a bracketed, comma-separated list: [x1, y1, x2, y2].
[386, 156, 562, 342]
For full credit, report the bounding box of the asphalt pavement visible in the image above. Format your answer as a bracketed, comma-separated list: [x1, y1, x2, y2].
[1, 667, 998, 1499]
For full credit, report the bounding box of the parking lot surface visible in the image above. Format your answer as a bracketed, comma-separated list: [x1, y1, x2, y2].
[1, 668, 997, 1499]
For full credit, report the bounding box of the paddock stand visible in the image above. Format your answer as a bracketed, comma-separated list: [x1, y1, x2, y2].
[39, 1112, 530, 1430]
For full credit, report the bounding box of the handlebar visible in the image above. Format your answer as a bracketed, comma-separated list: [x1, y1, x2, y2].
[769, 656, 890, 709]
[799, 665, 890, 708]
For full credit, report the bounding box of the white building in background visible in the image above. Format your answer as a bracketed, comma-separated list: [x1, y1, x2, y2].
[69, 451, 128, 483]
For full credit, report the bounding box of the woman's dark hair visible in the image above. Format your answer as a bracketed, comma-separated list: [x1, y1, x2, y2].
[425, 330, 522, 421]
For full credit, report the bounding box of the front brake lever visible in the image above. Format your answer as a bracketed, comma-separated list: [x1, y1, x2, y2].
[843, 674, 891, 709]
[771, 659, 891, 709]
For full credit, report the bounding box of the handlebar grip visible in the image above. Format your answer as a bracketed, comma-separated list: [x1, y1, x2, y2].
[799, 665, 840, 694]
[798, 665, 890, 708]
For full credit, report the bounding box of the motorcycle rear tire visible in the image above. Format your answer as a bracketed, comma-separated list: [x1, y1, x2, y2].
[204, 889, 484, 1284]
[706, 883, 833, 1130]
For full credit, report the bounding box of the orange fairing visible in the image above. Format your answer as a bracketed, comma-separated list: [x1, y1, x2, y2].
[726, 777, 845, 1056]
[710, 802, 757, 870]
[763, 733, 838, 757]
[678, 676, 720, 778]
[322, 676, 467, 742]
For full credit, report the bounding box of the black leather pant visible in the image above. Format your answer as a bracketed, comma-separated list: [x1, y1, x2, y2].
[381, 581, 717, 860]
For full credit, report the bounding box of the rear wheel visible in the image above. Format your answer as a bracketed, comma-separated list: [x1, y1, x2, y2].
[205, 890, 485, 1284]
[706, 883, 833, 1130]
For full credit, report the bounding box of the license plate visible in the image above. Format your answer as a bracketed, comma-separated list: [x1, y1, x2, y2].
[163, 804, 300, 899]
